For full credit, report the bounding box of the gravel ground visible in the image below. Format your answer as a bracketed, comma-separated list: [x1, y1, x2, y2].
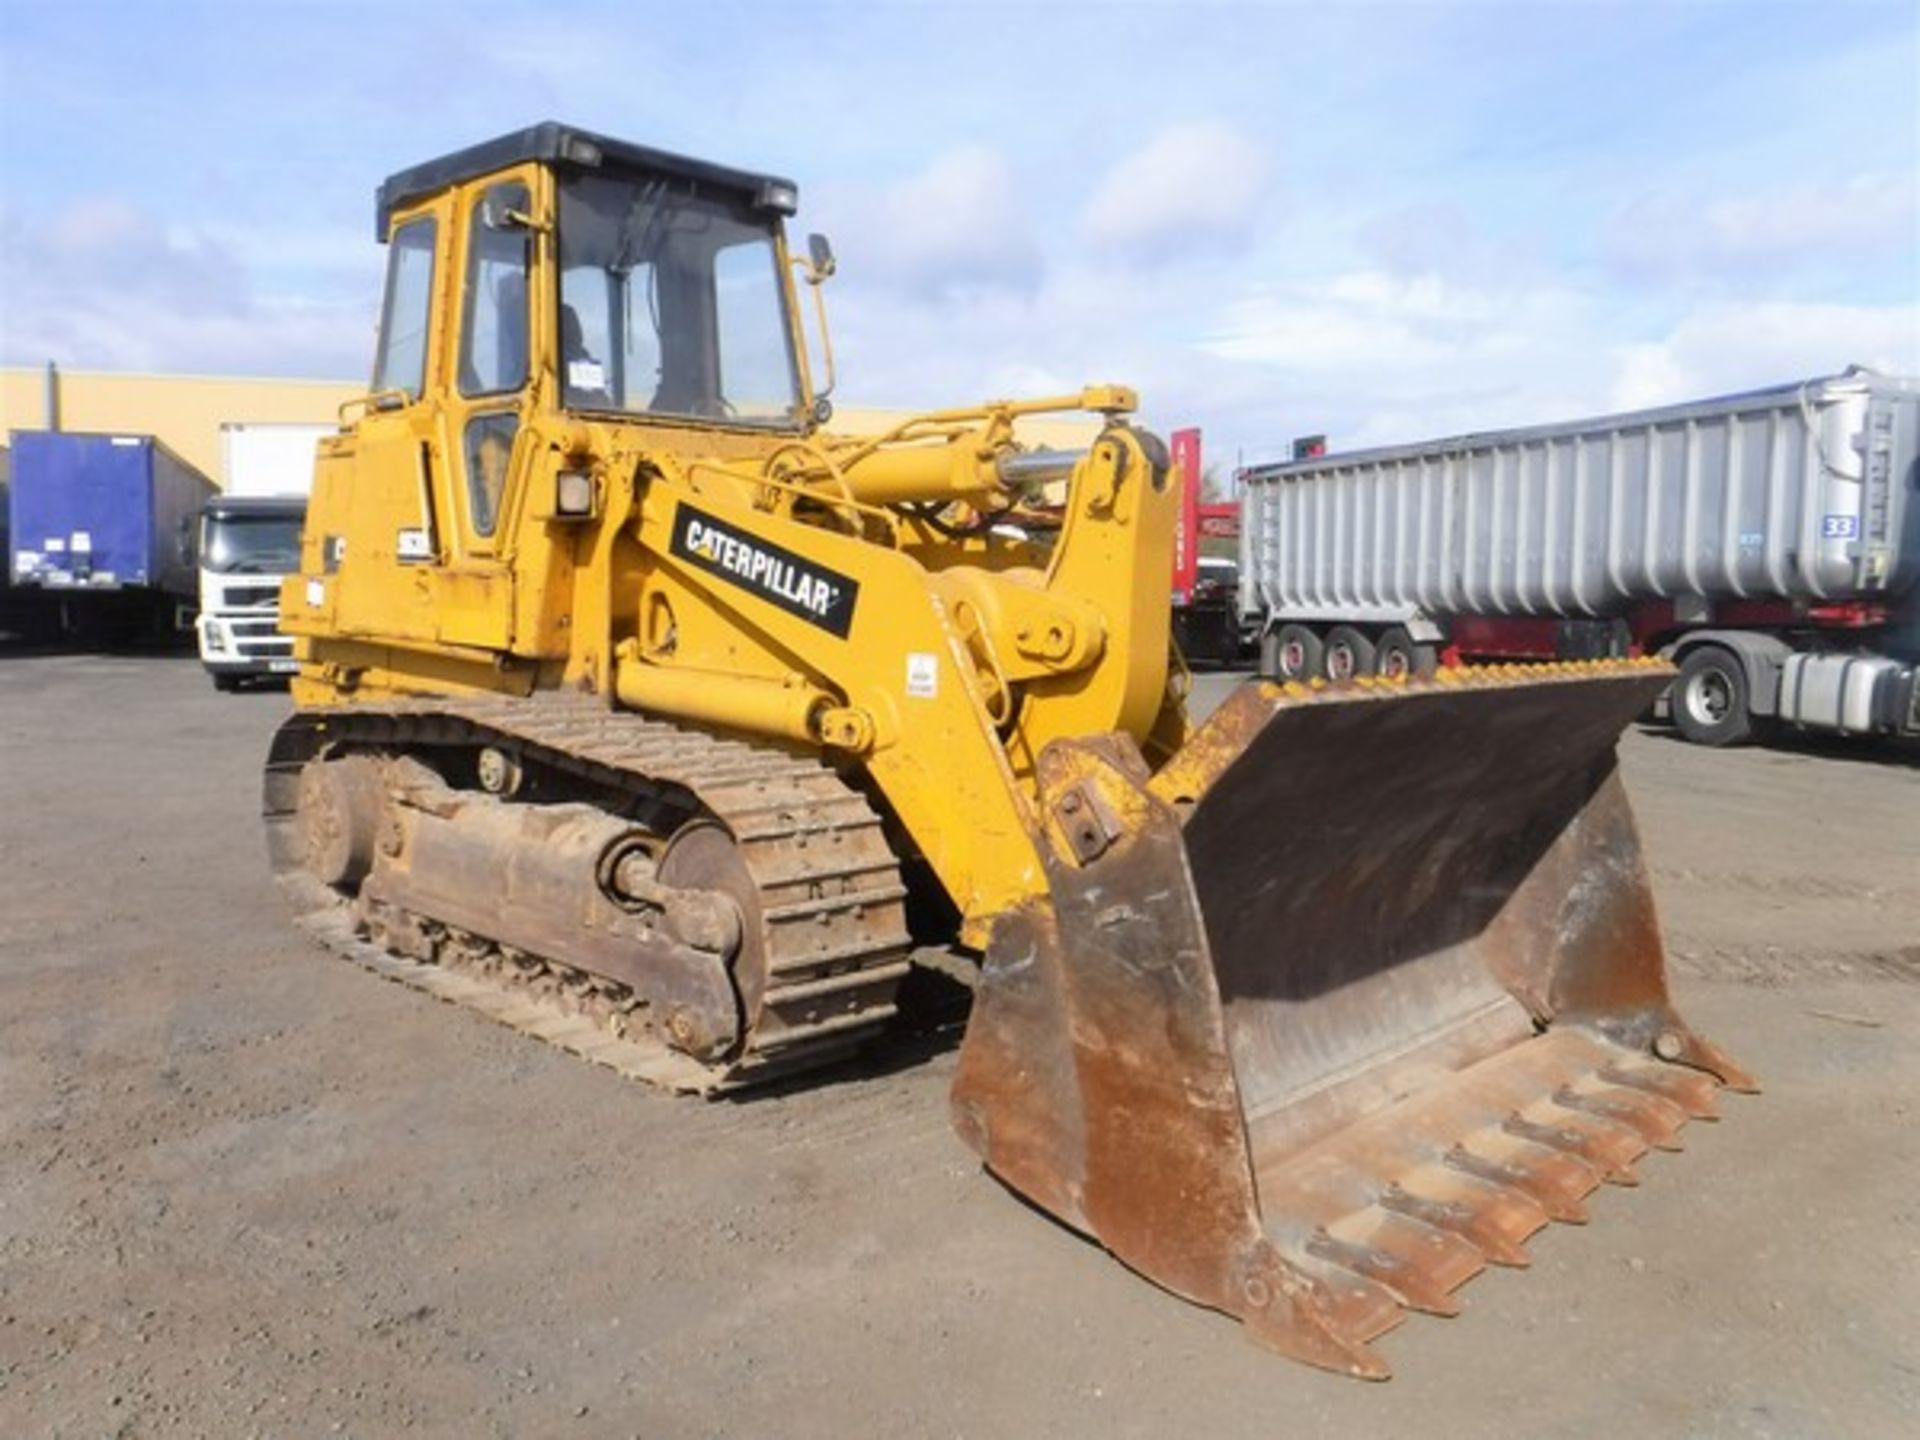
[2, 655, 1915, 1439]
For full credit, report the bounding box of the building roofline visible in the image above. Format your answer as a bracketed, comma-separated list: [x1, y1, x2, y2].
[4, 364, 359, 389]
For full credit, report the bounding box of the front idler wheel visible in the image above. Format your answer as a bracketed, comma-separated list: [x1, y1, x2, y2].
[297, 755, 385, 890]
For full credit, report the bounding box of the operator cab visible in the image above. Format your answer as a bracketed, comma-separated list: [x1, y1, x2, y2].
[371, 121, 817, 432]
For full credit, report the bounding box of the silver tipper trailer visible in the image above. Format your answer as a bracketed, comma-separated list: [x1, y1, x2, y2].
[1238, 368, 1920, 745]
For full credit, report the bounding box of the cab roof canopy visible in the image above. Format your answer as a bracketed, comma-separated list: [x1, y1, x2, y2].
[373, 121, 800, 240]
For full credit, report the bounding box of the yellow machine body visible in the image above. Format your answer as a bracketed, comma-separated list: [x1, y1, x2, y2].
[283, 137, 1169, 936]
[271, 124, 1750, 1378]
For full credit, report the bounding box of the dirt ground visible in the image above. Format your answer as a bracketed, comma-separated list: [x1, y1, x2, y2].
[2, 655, 1916, 1439]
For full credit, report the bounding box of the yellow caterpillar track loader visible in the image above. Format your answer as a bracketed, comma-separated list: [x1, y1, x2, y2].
[267, 123, 1752, 1378]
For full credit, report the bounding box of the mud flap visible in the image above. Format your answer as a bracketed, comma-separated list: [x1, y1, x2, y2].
[950, 663, 1754, 1378]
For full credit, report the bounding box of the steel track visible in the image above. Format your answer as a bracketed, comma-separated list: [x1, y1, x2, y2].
[265, 693, 915, 1092]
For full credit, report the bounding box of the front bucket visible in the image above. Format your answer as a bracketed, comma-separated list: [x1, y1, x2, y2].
[950, 662, 1753, 1378]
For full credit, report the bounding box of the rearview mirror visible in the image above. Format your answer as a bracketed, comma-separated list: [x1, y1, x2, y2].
[806, 233, 836, 281]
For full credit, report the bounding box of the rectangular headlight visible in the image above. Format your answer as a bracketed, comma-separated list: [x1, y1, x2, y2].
[556, 470, 594, 517]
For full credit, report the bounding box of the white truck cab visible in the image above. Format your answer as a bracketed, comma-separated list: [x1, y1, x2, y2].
[197, 421, 329, 692]
[198, 493, 305, 688]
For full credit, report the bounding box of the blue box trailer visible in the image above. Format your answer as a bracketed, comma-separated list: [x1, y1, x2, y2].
[8, 432, 216, 635]
[9, 431, 215, 596]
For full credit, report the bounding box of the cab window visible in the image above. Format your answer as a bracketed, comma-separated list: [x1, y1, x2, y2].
[713, 240, 793, 418]
[372, 216, 435, 400]
[459, 182, 532, 398]
[464, 414, 519, 537]
[561, 263, 658, 410]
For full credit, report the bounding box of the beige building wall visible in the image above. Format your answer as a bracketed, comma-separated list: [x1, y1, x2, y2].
[1, 367, 361, 482]
[1, 366, 1100, 489]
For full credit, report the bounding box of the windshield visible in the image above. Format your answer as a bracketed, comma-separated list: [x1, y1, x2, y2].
[202, 512, 305, 575]
[558, 171, 802, 427]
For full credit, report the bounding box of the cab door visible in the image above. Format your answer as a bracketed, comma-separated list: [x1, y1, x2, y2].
[431, 168, 543, 651]
[322, 203, 453, 644]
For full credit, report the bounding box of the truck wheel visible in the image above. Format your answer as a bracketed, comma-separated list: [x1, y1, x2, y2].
[1374, 627, 1437, 680]
[212, 674, 244, 694]
[1264, 624, 1324, 681]
[1673, 647, 1754, 746]
[1324, 626, 1376, 683]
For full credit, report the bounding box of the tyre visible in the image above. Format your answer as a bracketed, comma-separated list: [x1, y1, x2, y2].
[1374, 627, 1437, 680]
[1672, 646, 1754, 746]
[212, 673, 244, 693]
[1323, 625, 1376, 683]
[1265, 624, 1325, 681]
[1258, 628, 1280, 678]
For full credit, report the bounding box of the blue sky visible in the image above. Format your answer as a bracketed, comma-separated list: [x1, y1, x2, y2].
[2, 0, 1915, 463]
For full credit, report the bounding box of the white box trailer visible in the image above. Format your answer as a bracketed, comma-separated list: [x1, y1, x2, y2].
[218, 421, 332, 498]
[1238, 369, 1920, 744]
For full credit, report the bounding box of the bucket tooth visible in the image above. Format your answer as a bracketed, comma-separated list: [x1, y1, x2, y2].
[1504, 1111, 1645, 1185]
[1384, 1174, 1544, 1268]
[1443, 1139, 1599, 1224]
[1557, 1081, 1689, 1151]
[1252, 1318, 1395, 1383]
[1600, 1059, 1722, 1119]
[1280, 1256, 1409, 1352]
[1305, 1218, 1477, 1317]
[1300, 1234, 1446, 1319]
[1239, 1243, 1407, 1376]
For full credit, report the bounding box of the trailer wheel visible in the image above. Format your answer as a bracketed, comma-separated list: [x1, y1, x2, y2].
[1374, 628, 1437, 680]
[1324, 626, 1376, 683]
[1264, 624, 1325, 681]
[1673, 646, 1754, 747]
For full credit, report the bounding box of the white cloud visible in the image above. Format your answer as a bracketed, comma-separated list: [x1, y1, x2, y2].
[199, 221, 374, 284]
[1188, 273, 1920, 457]
[1607, 171, 1918, 279]
[1200, 269, 1582, 371]
[0, 200, 375, 377]
[1080, 122, 1269, 265]
[1609, 300, 1920, 411]
[821, 146, 1043, 299]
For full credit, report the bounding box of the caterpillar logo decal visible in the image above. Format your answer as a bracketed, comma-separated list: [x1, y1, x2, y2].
[670, 505, 860, 639]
